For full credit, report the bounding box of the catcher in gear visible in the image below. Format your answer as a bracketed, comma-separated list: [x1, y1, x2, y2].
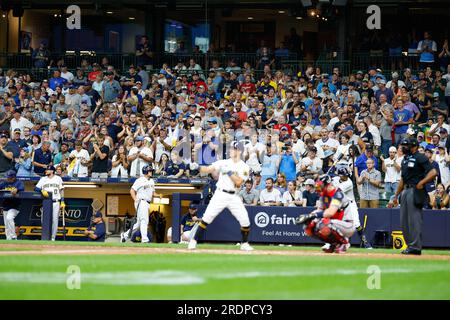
[296, 174, 356, 253]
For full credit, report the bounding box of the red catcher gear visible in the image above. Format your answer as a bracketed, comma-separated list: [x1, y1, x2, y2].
[307, 218, 348, 246]
[318, 187, 345, 220]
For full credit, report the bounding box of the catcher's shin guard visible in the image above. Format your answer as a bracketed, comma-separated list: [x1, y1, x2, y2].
[313, 218, 348, 245]
[241, 226, 250, 243]
[192, 220, 208, 241]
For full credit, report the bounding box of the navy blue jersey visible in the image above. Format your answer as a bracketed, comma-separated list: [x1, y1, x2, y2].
[131, 230, 153, 243]
[0, 180, 25, 210]
[181, 212, 202, 232]
[87, 222, 106, 242]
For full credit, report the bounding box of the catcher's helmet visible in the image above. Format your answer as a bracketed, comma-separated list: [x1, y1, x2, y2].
[315, 174, 332, 192]
[142, 165, 154, 175]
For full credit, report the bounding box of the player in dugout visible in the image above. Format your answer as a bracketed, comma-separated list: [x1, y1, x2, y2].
[84, 211, 106, 242]
[0, 170, 25, 240]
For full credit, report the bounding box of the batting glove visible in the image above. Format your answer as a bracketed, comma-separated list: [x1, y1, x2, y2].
[41, 190, 49, 198]
[60, 201, 66, 209]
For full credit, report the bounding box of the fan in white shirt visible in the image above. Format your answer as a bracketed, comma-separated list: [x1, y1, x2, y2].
[128, 136, 154, 178]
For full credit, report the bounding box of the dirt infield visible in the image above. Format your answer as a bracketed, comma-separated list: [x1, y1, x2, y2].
[1, 243, 450, 260]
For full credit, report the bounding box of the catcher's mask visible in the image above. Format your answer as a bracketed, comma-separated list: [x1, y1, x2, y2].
[315, 174, 332, 193]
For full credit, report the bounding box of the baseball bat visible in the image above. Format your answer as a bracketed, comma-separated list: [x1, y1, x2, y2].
[325, 153, 344, 175]
[62, 207, 66, 241]
[188, 222, 199, 242]
[360, 214, 368, 247]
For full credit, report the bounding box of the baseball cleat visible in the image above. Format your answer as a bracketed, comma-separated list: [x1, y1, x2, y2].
[322, 244, 336, 253]
[334, 244, 348, 254]
[187, 239, 197, 250]
[322, 243, 331, 250]
[120, 232, 126, 243]
[240, 242, 254, 251]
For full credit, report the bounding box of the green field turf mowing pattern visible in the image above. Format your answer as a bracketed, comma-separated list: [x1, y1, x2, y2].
[0, 241, 450, 300]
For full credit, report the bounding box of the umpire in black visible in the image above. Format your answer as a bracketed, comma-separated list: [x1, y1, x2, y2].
[391, 137, 437, 255]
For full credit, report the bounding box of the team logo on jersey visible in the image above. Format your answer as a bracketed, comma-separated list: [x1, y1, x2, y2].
[254, 212, 270, 228]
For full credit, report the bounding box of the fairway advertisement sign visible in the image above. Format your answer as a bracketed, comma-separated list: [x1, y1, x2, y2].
[198, 206, 450, 247]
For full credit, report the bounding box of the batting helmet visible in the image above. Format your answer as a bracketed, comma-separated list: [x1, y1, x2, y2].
[142, 165, 154, 175]
[337, 167, 350, 177]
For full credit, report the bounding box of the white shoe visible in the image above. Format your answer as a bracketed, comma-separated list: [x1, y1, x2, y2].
[120, 232, 127, 243]
[322, 243, 331, 250]
[240, 242, 254, 251]
[345, 242, 351, 250]
[188, 239, 197, 250]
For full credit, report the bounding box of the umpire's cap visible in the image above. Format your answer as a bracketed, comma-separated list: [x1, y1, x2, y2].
[142, 165, 154, 175]
[400, 137, 419, 147]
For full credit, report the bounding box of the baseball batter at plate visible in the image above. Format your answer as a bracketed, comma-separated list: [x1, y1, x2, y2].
[296, 174, 355, 253]
[188, 140, 253, 251]
[332, 166, 372, 249]
[121, 165, 159, 243]
[34, 166, 65, 241]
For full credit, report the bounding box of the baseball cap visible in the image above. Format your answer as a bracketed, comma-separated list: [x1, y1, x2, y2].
[6, 170, 16, 178]
[379, 79, 386, 85]
[135, 136, 144, 142]
[356, 70, 364, 74]
[300, 114, 308, 120]
[189, 202, 198, 210]
[94, 211, 103, 218]
[305, 178, 315, 186]
[412, 76, 419, 81]
[343, 126, 354, 132]
[231, 140, 245, 150]
[341, 86, 348, 91]
[0, 133, 7, 139]
[208, 117, 217, 124]
[13, 128, 21, 133]
[440, 128, 448, 134]
[389, 146, 397, 152]
[192, 71, 199, 76]
[433, 92, 440, 98]
[366, 145, 374, 152]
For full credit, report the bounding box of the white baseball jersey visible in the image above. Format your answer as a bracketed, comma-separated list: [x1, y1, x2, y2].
[132, 177, 155, 202]
[36, 175, 64, 201]
[211, 159, 250, 192]
[332, 177, 355, 201]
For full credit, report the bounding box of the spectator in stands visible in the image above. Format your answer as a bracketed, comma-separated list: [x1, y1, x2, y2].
[356, 158, 382, 208]
[165, 151, 185, 179]
[8, 128, 27, 159]
[282, 180, 303, 207]
[110, 145, 129, 179]
[433, 146, 450, 187]
[32, 141, 52, 176]
[68, 141, 90, 178]
[261, 145, 279, 185]
[128, 136, 153, 178]
[90, 133, 109, 179]
[15, 147, 32, 177]
[274, 172, 288, 194]
[0, 133, 14, 176]
[417, 31, 438, 70]
[136, 35, 153, 69]
[381, 146, 402, 196]
[32, 42, 50, 69]
[53, 142, 70, 166]
[430, 183, 449, 209]
[302, 178, 319, 207]
[355, 145, 378, 175]
[239, 179, 259, 206]
[393, 98, 413, 145]
[259, 177, 282, 206]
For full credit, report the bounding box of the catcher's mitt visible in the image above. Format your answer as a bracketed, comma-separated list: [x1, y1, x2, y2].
[295, 212, 317, 225]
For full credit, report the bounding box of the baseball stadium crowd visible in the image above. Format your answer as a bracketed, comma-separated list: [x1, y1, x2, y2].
[1, 36, 450, 210]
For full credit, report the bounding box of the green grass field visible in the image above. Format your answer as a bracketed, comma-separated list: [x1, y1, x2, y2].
[1, 240, 450, 300]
